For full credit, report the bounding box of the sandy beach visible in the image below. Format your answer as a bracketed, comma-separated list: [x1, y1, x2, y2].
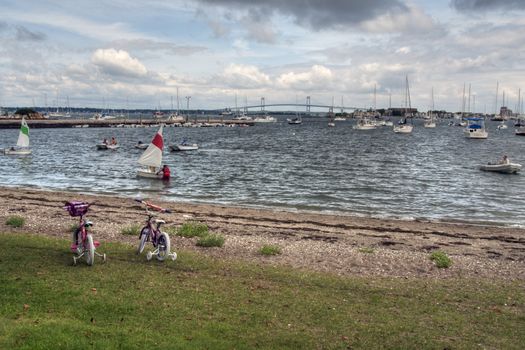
[1, 186, 524, 280]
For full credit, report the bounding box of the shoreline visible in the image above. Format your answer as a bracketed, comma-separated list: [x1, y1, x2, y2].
[1, 186, 524, 280]
[4, 183, 524, 230]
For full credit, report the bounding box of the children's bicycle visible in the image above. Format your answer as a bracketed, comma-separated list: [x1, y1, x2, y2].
[64, 201, 106, 266]
[135, 199, 177, 261]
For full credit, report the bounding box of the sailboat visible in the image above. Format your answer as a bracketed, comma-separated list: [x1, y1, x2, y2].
[393, 76, 414, 133]
[137, 124, 165, 179]
[3, 117, 31, 155]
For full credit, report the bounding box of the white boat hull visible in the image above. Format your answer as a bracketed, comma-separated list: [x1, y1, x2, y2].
[136, 168, 163, 179]
[353, 124, 376, 130]
[424, 122, 436, 128]
[97, 144, 120, 150]
[393, 124, 413, 133]
[480, 163, 521, 174]
[464, 129, 488, 139]
[169, 144, 198, 152]
[3, 148, 31, 155]
[134, 144, 148, 150]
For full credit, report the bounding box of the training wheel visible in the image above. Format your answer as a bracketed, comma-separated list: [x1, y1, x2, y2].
[146, 251, 153, 261]
[171, 252, 177, 261]
[73, 256, 77, 265]
[103, 253, 107, 263]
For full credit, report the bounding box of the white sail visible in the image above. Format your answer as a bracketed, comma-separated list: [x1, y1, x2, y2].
[137, 125, 163, 168]
[16, 118, 30, 148]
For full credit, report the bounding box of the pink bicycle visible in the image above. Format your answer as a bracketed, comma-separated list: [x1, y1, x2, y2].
[135, 199, 177, 261]
[64, 201, 106, 266]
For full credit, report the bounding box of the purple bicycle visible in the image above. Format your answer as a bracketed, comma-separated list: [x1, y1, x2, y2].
[64, 201, 106, 266]
[135, 199, 177, 261]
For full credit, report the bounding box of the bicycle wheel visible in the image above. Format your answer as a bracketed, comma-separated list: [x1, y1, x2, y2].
[85, 234, 95, 266]
[156, 232, 171, 261]
[137, 228, 149, 254]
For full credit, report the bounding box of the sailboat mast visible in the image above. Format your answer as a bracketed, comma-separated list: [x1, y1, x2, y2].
[461, 83, 466, 118]
[468, 84, 471, 114]
[495, 81, 499, 115]
[176, 87, 180, 115]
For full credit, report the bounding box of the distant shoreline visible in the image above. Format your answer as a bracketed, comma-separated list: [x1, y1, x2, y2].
[1, 186, 523, 280]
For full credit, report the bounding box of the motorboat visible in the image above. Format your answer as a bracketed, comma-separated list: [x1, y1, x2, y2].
[393, 124, 414, 133]
[96, 143, 119, 150]
[497, 122, 508, 130]
[253, 114, 277, 123]
[287, 117, 302, 125]
[169, 141, 199, 151]
[516, 126, 525, 136]
[480, 162, 521, 174]
[353, 118, 377, 130]
[464, 117, 488, 139]
[134, 142, 148, 150]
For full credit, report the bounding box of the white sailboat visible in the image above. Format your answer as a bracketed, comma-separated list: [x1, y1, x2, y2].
[393, 76, 414, 134]
[3, 117, 31, 155]
[137, 124, 165, 179]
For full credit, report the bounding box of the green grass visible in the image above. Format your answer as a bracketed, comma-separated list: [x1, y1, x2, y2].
[0, 233, 524, 349]
[5, 216, 25, 228]
[176, 221, 209, 238]
[260, 245, 282, 256]
[430, 251, 453, 268]
[358, 247, 375, 254]
[120, 225, 141, 236]
[196, 234, 225, 247]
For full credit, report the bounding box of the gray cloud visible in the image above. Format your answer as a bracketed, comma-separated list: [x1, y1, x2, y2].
[451, 0, 525, 11]
[195, 0, 407, 30]
[15, 26, 46, 41]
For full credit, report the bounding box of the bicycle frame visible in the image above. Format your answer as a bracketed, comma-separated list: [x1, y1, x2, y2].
[136, 199, 176, 261]
[141, 209, 164, 247]
[65, 201, 106, 265]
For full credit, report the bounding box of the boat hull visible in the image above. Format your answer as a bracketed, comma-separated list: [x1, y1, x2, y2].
[480, 163, 521, 174]
[96, 144, 119, 150]
[393, 125, 413, 133]
[464, 129, 488, 139]
[136, 168, 163, 179]
[169, 144, 198, 152]
[3, 148, 31, 155]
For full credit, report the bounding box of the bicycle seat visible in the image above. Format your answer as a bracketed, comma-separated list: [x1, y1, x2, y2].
[154, 219, 165, 224]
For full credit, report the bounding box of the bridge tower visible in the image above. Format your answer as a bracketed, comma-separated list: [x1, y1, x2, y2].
[306, 96, 311, 113]
[261, 97, 265, 112]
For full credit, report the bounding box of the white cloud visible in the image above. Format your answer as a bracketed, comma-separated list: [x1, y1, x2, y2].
[277, 65, 333, 90]
[396, 46, 411, 54]
[218, 64, 271, 88]
[91, 48, 147, 78]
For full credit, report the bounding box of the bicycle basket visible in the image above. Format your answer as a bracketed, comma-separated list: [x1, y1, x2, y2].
[64, 201, 89, 217]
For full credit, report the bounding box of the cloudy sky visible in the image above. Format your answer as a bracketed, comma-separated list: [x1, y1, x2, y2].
[1, 0, 524, 112]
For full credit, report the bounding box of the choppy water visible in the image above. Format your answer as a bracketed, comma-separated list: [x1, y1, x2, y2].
[1, 117, 524, 226]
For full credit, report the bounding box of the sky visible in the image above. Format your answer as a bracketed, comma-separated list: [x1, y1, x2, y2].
[1, 0, 525, 112]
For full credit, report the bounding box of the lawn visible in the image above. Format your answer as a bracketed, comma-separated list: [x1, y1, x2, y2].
[0, 233, 523, 349]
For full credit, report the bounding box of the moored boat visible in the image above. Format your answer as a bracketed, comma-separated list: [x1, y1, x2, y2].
[480, 162, 521, 174]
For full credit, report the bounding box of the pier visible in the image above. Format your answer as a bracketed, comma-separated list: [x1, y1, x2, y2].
[0, 117, 254, 129]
